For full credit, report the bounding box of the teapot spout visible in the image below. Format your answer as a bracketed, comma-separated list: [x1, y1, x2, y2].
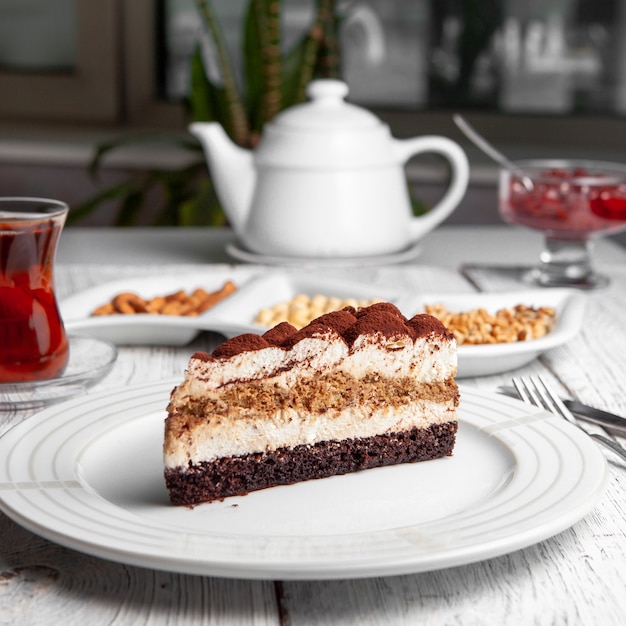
[189, 122, 254, 232]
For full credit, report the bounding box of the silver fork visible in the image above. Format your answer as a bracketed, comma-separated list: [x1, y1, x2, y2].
[512, 375, 626, 462]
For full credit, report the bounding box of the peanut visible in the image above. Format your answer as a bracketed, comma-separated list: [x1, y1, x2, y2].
[422, 303, 557, 345]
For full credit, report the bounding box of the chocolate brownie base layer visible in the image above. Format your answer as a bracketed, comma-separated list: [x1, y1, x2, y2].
[165, 421, 458, 506]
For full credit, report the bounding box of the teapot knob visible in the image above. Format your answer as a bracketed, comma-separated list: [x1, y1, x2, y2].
[306, 79, 349, 103]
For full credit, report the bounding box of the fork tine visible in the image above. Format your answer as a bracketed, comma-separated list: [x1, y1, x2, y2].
[512, 376, 543, 410]
[531, 377, 564, 417]
[513, 376, 575, 425]
[512, 377, 532, 405]
[535, 375, 578, 426]
[511, 375, 626, 462]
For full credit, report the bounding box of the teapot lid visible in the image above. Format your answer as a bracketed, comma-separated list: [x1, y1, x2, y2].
[273, 80, 381, 131]
[259, 79, 394, 168]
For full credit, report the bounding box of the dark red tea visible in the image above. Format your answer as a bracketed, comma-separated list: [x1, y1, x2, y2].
[0, 217, 69, 382]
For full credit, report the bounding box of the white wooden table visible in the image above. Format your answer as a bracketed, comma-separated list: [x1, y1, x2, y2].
[1, 226, 625, 625]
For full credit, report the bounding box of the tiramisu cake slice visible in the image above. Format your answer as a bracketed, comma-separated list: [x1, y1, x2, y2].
[164, 302, 459, 506]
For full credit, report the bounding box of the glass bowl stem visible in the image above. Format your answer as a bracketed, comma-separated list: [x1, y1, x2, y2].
[527, 235, 608, 289]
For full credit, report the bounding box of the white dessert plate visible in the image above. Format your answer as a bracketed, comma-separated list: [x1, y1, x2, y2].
[225, 241, 423, 267]
[0, 382, 607, 580]
[0, 336, 117, 410]
[60, 269, 262, 346]
[400, 289, 587, 377]
[60, 271, 399, 346]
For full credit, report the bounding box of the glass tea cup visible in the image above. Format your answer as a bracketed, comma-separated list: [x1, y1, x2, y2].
[0, 197, 69, 382]
[499, 159, 626, 288]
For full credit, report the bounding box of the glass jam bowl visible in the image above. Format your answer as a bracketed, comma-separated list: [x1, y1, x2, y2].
[499, 159, 626, 288]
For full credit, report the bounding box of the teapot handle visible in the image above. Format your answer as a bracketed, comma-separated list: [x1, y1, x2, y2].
[393, 136, 470, 240]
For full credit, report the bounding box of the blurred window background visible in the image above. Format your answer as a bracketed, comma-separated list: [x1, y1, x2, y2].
[0, 0, 77, 72]
[1, 0, 625, 125]
[158, 0, 626, 116]
[2, 0, 626, 231]
[0, 0, 119, 123]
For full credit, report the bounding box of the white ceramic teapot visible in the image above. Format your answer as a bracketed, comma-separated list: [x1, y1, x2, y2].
[190, 80, 469, 258]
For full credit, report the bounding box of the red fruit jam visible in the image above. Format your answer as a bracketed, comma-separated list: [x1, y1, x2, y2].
[0, 220, 69, 382]
[500, 167, 626, 236]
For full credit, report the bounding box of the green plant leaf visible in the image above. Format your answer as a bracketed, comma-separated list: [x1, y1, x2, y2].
[316, 0, 341, 78]
[256, 0, 283, 125]
[88, 133, 201, 178]
[281, 33, 310, 109]
[409, 186, 429, 216]
[188, 44, 215, 121]
[150, 166, 197, 225]
[242, 0, 264, 131]
[282, 0, 333, 106]
[114, 188, 146, 226]
[178, 178, 224, 226]
[68, 180, 138, 223]
[194, 0, 249, 145]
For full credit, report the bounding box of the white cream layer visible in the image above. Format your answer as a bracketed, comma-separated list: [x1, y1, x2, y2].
[174, 328, 456, 397]
[164, 400, 456, 469]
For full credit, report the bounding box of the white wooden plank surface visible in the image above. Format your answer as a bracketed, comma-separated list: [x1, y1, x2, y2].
[1, 230, 625, 625]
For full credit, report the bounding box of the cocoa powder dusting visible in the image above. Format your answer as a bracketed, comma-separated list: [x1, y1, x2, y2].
[279, 322, 341, 350]
[343, 304, 412, 345]
[313, 309, 357, 334]
[407, 314, 455, 341]
[205, 302, 451, 359]
[190, 351, 214, 362]
[263, 321, 297, 345]
[355, 302, 404, 319]
[212, 334, 270, 358]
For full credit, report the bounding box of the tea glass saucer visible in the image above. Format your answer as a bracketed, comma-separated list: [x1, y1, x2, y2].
[0, 336, 117, 411]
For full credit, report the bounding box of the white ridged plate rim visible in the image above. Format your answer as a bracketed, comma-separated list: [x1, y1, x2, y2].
[0, 381, 608, 580]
